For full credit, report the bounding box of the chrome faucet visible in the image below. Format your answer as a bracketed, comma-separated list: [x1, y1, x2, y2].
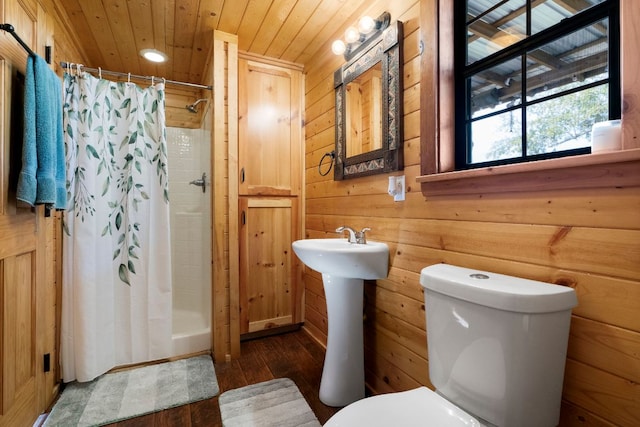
[336, 226, 356, 243]
[336, 226, 371, 244]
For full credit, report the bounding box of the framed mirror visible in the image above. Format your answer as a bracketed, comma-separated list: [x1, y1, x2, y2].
[334, 20, 403, 180]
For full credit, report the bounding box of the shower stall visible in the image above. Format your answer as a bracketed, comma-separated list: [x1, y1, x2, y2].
[166, 110, 212, 357]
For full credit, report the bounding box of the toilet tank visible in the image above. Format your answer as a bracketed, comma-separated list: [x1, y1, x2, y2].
[420, 264, 577, 427]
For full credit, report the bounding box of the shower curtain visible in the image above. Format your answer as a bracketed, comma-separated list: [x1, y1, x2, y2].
[61, 72, 172, 383]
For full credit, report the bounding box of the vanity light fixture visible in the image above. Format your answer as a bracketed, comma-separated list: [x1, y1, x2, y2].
[331, 11, 391, 60]
[140, 48, 168, 63]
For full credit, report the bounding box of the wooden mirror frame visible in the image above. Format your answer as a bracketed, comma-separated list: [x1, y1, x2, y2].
[334, 20, 404, 180]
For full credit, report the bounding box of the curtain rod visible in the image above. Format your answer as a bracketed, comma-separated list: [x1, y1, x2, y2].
[60, 61, 213, 91]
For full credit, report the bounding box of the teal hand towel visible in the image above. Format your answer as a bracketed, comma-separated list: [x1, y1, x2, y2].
[16, 55, 37, 205]
[34, 55, 57, 206]
[53, 69, 66, 209]
[16, 54, 66, 209]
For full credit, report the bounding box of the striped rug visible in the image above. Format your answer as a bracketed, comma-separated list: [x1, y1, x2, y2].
[44, 355, 219, 426]
[219, 378, 321, 427]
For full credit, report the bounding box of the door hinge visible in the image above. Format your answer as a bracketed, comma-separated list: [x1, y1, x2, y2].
[43, 353, 51, 372]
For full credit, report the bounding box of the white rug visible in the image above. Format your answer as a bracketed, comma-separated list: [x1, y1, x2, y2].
[219, 378, 321, 427]
[44, 355, 219, 426]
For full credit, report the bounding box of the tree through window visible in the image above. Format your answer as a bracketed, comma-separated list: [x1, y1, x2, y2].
[454, 0, 620, 169]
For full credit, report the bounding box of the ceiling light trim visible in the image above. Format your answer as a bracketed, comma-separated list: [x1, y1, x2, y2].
[140, 48, 168, 63]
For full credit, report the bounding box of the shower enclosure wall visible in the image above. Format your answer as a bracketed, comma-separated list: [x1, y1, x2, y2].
[166, 112, 212, 357]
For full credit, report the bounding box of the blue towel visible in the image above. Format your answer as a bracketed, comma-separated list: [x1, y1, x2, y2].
[16, 55, 37, 205]
[53, 72, 66, 209]
[16, 54, 66, 209]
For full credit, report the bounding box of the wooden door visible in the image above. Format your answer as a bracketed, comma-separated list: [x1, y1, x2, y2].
[237, 54, 303, 339]
[238, 56, 302, 197]
[0, 61, 47, 427]
[239, 197, 300, 334]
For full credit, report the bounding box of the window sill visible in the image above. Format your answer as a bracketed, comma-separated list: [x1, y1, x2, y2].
[417, 149, 640, 197]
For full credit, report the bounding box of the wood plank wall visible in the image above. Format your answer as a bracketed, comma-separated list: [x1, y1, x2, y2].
[302, 0, 640, 426]
[209, 31, 239, 362]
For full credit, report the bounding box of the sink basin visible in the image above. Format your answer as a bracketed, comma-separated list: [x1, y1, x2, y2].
[292, 238, 389, 280]
[292, 237, 390, 407]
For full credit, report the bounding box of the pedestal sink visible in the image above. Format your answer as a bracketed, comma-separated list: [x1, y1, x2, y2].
[292, 238, 389, 407]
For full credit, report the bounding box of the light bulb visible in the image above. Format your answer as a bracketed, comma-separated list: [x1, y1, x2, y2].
[358, 16, 376, 34]
[344, 26, 360, 44]
[331, 40, 346, 55]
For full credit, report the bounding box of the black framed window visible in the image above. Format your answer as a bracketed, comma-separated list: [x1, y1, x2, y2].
[454, 0, 620, 170]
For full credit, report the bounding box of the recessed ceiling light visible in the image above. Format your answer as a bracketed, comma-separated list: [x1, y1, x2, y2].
[140, 48, 168, 63]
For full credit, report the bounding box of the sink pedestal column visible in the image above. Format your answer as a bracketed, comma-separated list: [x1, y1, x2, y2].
[319, 274, 365, 407]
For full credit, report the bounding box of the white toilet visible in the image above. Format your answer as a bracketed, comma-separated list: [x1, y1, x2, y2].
[324, 263, 577, 427]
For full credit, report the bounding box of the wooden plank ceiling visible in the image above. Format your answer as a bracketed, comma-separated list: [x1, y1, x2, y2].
[57, 0, 371, 85]
[57, 0, 605, 92]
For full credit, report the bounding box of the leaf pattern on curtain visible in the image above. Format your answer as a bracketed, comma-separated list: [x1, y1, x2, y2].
[63, 73, 169, 285]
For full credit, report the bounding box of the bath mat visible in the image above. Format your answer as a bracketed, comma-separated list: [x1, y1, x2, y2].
[219, 378, 321, 427]
[44, 354, 219, 426]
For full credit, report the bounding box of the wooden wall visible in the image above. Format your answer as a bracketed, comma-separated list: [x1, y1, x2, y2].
[209, 30, 238, 362]
[302, 1, 640, 426]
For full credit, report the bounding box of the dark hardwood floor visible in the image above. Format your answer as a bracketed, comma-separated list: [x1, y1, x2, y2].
[105, 329, 340, 426]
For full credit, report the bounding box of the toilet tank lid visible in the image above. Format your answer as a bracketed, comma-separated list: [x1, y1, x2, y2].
[420, 264, 577, 313]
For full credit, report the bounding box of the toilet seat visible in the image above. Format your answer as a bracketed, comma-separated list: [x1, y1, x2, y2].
[324, 387, 484, 427]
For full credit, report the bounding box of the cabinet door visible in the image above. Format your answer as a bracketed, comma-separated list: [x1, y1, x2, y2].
[238, 58, 302, 196]
[0, 62, 46, 427]
[239, 197, 300, 334]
